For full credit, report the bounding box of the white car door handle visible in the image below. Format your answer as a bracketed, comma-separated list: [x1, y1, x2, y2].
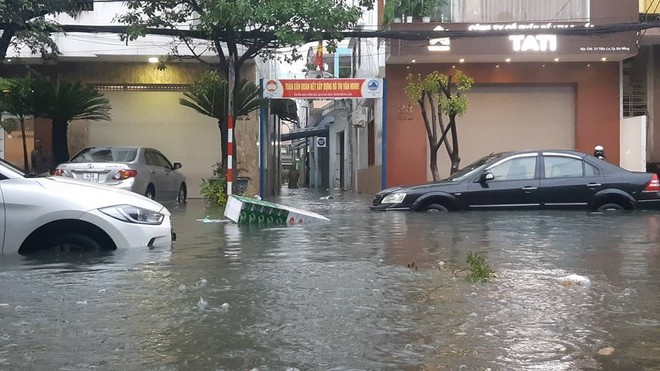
[587, 183, 601, 187]
[522, 186, 537, 191]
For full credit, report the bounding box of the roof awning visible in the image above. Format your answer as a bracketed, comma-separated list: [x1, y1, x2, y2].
[281, 127, 329, 141]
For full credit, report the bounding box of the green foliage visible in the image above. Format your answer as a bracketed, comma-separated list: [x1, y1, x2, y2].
[382, 0, 402, 27]
[417, 0, 437, 17]
[116, 0, 373, 65]
[32, 80, 111, 122]
[0, 118, 19, 134]
[0, 0, 84, 61]
[179, 72, 265, 120]
[382, 0, 445, 26]
[405, 70, 473, 116]
[465, 251, 494, 283]
[31, 78, 112, 164]
[199, 162, 228, 207]
[0, 75, 38, 171]
[0, 76, 36, 119]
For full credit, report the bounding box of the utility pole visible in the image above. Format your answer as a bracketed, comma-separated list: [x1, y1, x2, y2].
[227, 54, 235, 195]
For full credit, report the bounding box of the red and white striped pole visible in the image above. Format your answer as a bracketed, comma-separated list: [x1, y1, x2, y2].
[227, 56, 235, 195]
[227, 115, 234, 195]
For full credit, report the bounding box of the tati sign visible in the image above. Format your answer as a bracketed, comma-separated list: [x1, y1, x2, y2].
[263, 78, 383, 99]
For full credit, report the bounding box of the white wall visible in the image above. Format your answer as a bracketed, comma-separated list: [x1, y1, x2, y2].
[88, 91, 220, 198]
[620, 116, 647, 172]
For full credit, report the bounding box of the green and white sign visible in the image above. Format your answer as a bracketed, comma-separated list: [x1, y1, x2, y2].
[224, 195, 330, 225]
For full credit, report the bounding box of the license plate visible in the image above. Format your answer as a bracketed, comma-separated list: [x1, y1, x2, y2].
[82, 172, 99, 182]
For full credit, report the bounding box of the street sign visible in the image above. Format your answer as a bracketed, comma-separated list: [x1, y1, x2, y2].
[316, 137, 327, 147]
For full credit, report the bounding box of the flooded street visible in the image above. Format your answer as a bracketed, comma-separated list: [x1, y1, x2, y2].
[1, 188, 659, 370]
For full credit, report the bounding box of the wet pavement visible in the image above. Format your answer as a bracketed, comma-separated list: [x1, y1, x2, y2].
[0, 188, 659, 370]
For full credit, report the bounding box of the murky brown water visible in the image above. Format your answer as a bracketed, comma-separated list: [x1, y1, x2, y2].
[1, 188, 659, 370]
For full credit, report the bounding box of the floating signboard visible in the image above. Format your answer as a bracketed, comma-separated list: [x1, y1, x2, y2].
[263, 78, 383, 99]
[224, 195, 331, 226]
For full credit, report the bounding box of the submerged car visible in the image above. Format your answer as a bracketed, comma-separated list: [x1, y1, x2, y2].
[54, 146, 187, 203]
[0, 158, 173, 254]
[371, 149, 660, 212]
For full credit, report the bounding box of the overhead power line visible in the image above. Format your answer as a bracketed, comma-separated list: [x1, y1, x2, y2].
[44, 21, 660, 45]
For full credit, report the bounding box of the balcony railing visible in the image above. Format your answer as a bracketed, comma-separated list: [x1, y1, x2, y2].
[434, 0, 589, 23]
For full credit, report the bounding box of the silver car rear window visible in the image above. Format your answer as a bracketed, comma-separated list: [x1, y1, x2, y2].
[70, 147, 138, 163]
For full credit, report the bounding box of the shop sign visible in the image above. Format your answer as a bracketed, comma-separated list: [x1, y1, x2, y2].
[263, 78, 383, 99]
[509, 35, 557, 52]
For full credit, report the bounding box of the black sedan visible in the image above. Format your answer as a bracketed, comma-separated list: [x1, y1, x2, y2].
[371, 149, 660, 212]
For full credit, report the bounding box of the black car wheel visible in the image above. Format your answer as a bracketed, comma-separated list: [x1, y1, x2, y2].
[596, 202, 625, 212]
[424, 203, 449, 212]
[45, 232, 103, 253]
[145, 185, 156, 200]
[177, 184, 187, 204]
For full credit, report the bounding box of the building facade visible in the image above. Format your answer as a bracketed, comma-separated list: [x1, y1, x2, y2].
[2, 2, 262, 198]
[381, 0, 640, 188]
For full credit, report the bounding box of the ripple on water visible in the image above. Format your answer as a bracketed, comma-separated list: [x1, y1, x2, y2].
[0, 197, 659, 369]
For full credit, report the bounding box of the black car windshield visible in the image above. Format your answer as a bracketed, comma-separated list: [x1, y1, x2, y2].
[70, 147, 138, 163]
[444, 153, 505, 182]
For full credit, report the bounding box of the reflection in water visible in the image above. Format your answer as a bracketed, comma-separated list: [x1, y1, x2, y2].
[0, 189, 659, 370]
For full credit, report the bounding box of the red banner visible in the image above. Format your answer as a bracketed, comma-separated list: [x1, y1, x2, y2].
[264, 78, 383, 99]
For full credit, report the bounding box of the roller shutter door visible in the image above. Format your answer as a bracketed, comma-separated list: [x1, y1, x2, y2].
[433, 85, 575, 178]
[88, 91, 221, 198]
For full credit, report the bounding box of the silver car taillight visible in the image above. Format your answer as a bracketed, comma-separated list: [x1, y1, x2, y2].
[112, 169, 138, 180]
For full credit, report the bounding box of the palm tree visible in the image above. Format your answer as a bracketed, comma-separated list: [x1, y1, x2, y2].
[33, 80, 111, 165]
[0, 76, 36, 171]
[179, 72, 265, 175]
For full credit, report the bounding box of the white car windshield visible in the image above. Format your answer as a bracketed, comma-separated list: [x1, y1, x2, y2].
[0, 158, 27, 178]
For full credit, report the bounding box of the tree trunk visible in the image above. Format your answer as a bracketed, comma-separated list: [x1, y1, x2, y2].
[230, 59, 241, 175]
[429, 143, 441, 181]
[218, 118, 227, 173]
[0, 27, 16, 65]
[51, 119, 70, 165]
[448, 116, 461, 174]
[19, 117, 29, 172]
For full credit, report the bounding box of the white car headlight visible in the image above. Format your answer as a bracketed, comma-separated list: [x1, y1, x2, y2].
[99, 205, 165, 225]
[381, 192, 406, 204]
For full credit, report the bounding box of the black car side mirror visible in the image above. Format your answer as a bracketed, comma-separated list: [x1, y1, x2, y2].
[479, 172, 495, 183]
[173, 162, 182, 170]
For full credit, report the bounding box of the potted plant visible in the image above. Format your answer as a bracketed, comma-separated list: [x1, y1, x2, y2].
[401, 0, 416, 22]
[200, 162, 227, 207]
[235, 163, 251, 195]
[382, 0, 403, 28]
[417, 0, 435, 22]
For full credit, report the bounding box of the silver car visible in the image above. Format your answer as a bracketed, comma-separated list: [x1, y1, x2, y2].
[54, 146, 187, 203]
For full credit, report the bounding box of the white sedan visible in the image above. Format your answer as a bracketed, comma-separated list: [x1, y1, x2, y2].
[0, 158, 173, 254]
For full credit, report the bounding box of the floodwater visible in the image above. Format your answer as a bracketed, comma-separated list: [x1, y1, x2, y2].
[0, 188, 659, 370]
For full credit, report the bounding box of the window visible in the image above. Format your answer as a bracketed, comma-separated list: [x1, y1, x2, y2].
[154, 152, 173, 168]
[338, 55, 352, 78]
[585, 162, 598, 176]
[145, 151, 159, 166]
[488, 156, 536, 181]
[446, 0, 589, 23]
[544, 156, 589, 178]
